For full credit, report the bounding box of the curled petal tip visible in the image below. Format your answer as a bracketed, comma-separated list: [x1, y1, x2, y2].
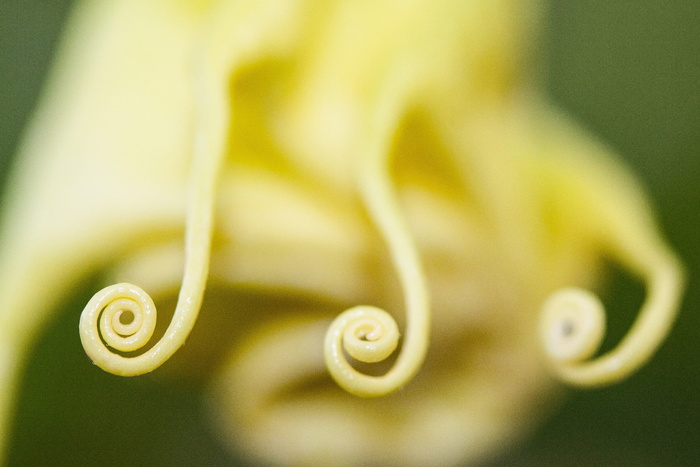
[322, 67, 430, 398]
[324, 306, 401, 395]
[540, 287, 605, 364]
[79, 283, 158, 376]
[338, 306, 400, 363]
[539, 249, 683, 387]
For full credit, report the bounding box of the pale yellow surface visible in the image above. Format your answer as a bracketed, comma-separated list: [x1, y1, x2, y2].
[0, 0, 684, 465]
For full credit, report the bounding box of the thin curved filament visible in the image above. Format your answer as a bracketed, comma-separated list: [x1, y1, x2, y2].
[78, 51, 229, 376]
[540, 240, 684, 387]
[324, 67, 431, 398]
[78, 0, 310, 377]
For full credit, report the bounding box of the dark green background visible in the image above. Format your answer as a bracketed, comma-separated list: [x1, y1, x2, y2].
[1, 1, 698, 465]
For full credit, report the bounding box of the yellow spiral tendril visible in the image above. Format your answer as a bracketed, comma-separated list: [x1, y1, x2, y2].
[79, 43, 229, 375]
[540, 246, 684, 387]
[79, 0, 309, 377]
[324, 64, 431, 398]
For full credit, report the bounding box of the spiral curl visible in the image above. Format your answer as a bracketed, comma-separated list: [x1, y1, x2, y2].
[78, 52, 225, 376]
[540, 288, 605, 364]
[78, 18, 233, 376]
[337, 306, 400, 363]
[325, 306, 400, 391]
[323, 61, 431, 398]
[539, 250, 683, 387]
[325, 305, 411, 398]
[79, 283, 159, 375]
[77, 1, 317, 379]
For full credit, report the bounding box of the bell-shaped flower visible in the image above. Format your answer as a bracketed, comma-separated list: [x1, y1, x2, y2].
[0, 1, 684, 465]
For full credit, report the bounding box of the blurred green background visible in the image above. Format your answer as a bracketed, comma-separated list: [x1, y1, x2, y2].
[1, 1, 698, 465]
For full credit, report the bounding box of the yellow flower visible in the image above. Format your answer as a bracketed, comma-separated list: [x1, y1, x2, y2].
[0, 0, 684, 465]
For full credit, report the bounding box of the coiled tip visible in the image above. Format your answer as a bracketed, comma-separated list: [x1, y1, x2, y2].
[340, 305, 400, 363]
[539, 287, 605, 364]
[79, 283, 158, 376]
[324, 306, 401, 397]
